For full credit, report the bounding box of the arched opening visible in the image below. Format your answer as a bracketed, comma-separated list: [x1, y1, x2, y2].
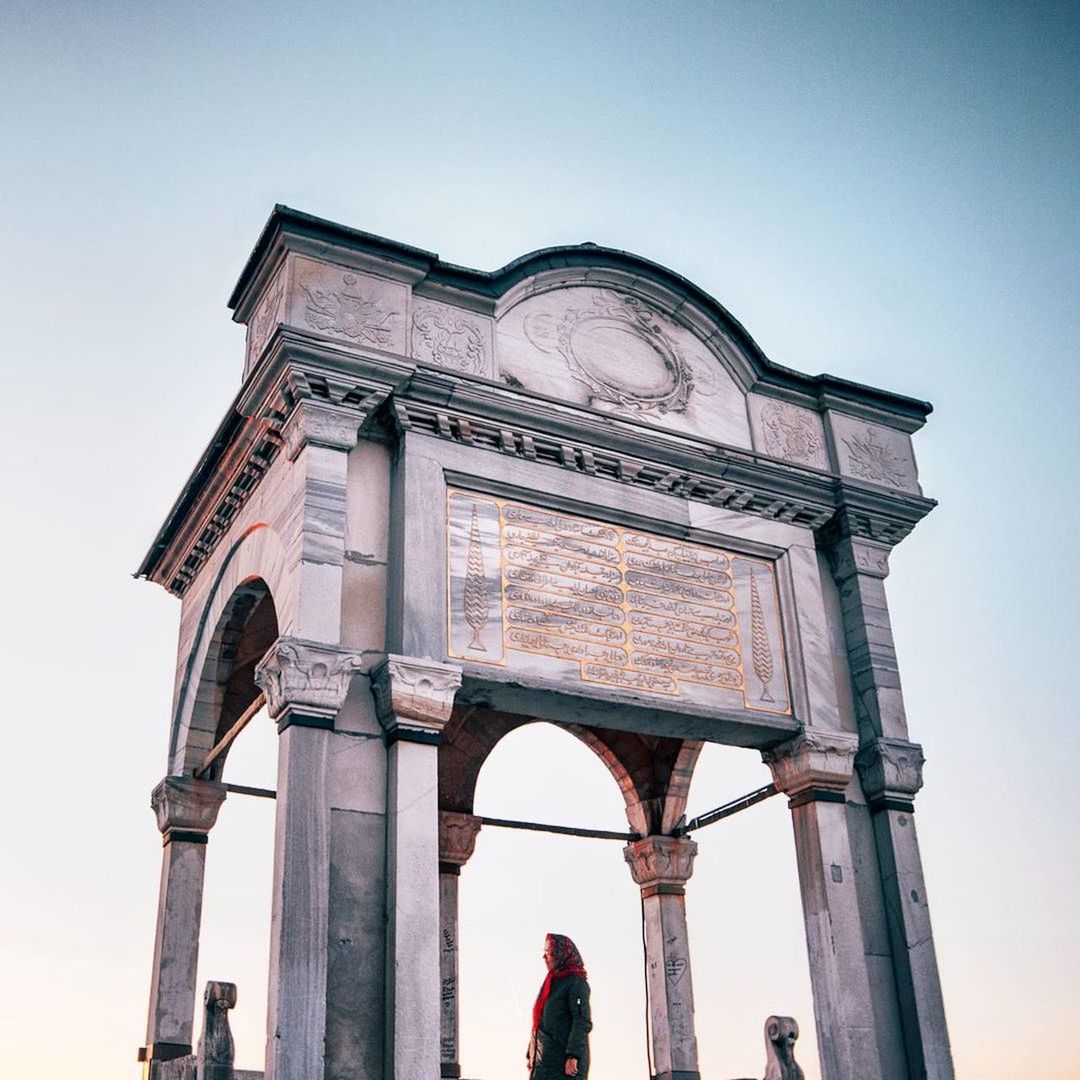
[188, 577, 278, 781]
[186, 577, 280, 1070]
[457, 721, 651, 1080]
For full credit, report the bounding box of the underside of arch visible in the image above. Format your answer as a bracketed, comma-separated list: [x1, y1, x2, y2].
[439, 705, 704, 837]
[185, 579, 279, 779]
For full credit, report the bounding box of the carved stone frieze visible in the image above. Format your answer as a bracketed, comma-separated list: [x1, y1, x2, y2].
[151, 776, 227, 836]
[297, 264, 404, 351]
[370, 655, 462, 735]
[829, 413, 920, 495]
[623, 835, 698, 888]
[762, 730, 858, 797]
[520, 288, 720, 415]
[280, 401, 362, 461]
[412, 300, 490, 376]
[254, 637, 364, 720]
[751, 397, 829, 470]
[438, 811, 483, 868]
[855, 738, 925, 802]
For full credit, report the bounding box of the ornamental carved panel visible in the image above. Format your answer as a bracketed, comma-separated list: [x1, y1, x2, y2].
[829, 413, 920, 494]
[287, 256, 407, 354]
[748, 396, 830, 470]
[496, 286, 752, 448]
[446, 490, 791, 715]
[411, 299, 493, 377]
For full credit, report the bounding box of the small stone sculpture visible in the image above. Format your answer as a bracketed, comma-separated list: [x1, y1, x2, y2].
[762, 1015, 804, 1080]
[197, 981, 237, 1080]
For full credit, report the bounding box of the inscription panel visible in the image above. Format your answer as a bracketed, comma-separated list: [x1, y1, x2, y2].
[447, 491, 790, 714]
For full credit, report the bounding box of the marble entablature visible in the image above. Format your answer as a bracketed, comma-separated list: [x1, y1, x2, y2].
[233, 208, 927, 498]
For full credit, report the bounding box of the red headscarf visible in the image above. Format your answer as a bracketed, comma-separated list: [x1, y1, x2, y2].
[532, 933, 588, 1034]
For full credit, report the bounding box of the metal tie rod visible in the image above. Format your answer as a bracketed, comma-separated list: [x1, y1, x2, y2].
[681, 782, 779, 833]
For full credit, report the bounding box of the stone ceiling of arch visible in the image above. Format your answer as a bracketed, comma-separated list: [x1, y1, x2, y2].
[496, 285, 752, 447]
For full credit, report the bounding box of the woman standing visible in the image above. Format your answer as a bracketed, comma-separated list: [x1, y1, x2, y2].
[527, 933, 592, 1079]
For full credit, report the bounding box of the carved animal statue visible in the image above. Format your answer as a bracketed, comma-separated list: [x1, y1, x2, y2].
[197, 981, 237, 1080]
[762, 1015, 804, 1080]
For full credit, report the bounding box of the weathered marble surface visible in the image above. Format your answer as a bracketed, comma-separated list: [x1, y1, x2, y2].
[411, 297, 495, 378]
[828, 412, 920, 494]
[447, 489, 791, 715]
[748, 395, 830, 470]
[289, 256, 408, 354]
[497, 285, 752, 447]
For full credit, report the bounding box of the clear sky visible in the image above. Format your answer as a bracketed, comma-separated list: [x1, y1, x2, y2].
[1, 2, 1077, 1078]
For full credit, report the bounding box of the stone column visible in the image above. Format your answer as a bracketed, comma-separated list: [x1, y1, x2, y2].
[857, 739, 954, 1079]
[824, 526, 907, 740]
[141, 776, 227, 1068]
[826, 520, 954, 1078]
[763, 730, 885, 1080]
[624, 835, 700, 1080]
[438, 811, 483, 1079]
[371, 656, 463, 1080]
[255, 636, 363, 1080]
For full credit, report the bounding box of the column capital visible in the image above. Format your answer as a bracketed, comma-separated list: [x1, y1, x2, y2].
[151, 776, 226, 843]
[826, 534, 892, 582]
[254, 636, 363, 728]
[855, 737, 925, 810]
[624, 835, 698, 893]
[439, 811, 483, 872]
[281, 400, 363, 461]
[371, 655, 462, 743]
[762, 729, 858, 801]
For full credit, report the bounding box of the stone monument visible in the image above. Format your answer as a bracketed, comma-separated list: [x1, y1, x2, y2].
[136, 206, 953, 1079]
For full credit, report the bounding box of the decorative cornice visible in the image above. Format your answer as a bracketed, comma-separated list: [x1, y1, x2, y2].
[855, 738, 925, 802]
[370, 655, 462, 737]
[438, 811, 483, 868]
[138, 319, 935, 599]
[151, 776, 227, 837]
[392, 396, 839, 529]
[137, 358, 392, 597]
[624, 835, 698, 889]
[762, 729, 858, 798]
[254, 637, 363, 722]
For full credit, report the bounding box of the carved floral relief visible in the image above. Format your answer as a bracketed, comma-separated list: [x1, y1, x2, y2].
[830, 413, 920, 493]
[287, 258, 406, 353]
[752, 398, 829, 469]
[412, 301, 490, 375]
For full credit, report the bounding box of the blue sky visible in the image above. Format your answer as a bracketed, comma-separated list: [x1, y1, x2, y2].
[1, 3, 1077, 1077]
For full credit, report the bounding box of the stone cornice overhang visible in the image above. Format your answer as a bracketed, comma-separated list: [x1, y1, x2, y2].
[137, 329, 936, 598]
[228, 205, 932, 430]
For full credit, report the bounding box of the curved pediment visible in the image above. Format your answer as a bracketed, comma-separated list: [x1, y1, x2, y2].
[494, 276, 753, 447]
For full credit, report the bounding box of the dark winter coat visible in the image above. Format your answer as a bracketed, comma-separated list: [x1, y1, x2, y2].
[530, 974, 592, 1080]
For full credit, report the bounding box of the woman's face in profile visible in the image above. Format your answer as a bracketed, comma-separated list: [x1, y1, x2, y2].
[543, 941, 556, 971]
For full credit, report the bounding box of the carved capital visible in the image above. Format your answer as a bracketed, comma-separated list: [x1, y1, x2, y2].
[151, 776, 227, 837]
[254, 637, 363, 721]
[439, 811, 483, 868]
[370, 655, 462, 738]
[826, 535, 891, 581]
[856, 737, 925, 802]
[624, 835, 698, 889]
[762, 730, 858, 797]
[281, 401, 362, 461]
